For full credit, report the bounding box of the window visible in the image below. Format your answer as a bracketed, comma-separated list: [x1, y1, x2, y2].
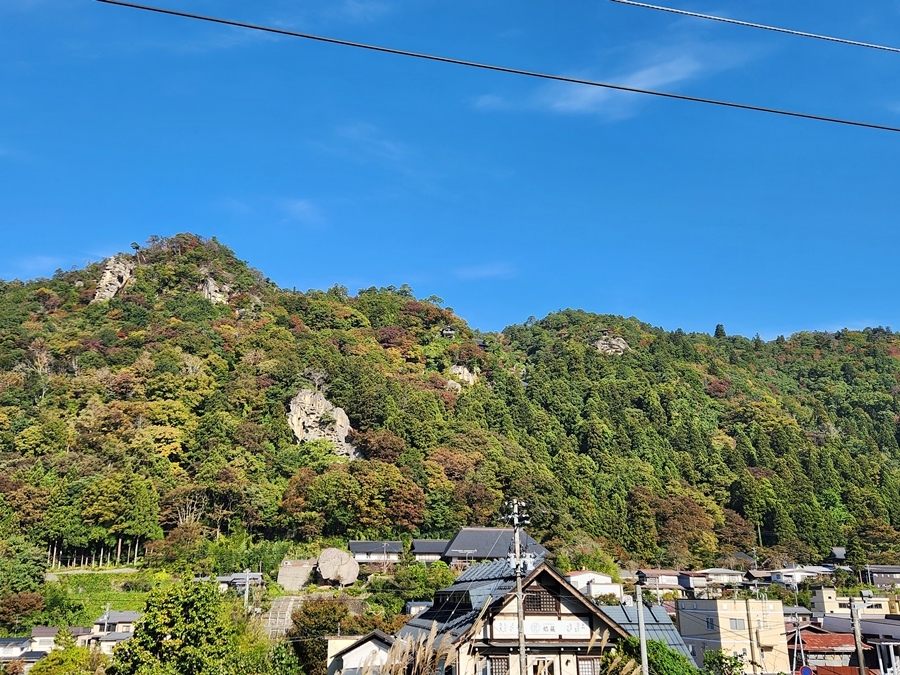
[729, 619, 745, 631]
[524, 590, 558, 614]
[579, 659, 602, 675]
[487, 657, 509, 675]
[533, 659, 555, 675]
[706, 618, 715, 630]
[689, 645, 696, 656]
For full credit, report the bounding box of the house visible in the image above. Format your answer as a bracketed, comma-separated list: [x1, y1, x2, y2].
[2, 650, 47, 673]
[676, 597, 791, 674]
[636, 569, 684, 600]
[348, 541, 403, 565]
[29, 627, 59, 653]
[92, 610, 142, 635]
[809, 587, 894, 618]
[442, 527, 548, 567]
[783, 605, 814, 623]
[744, 570, 772, 587]
[327, 630, 395, 675]
[395, 559, 631, 675]
[678, 572, 709, 598]
[411, 539, 449, 564]
[787, 625, 871, 670]
[863, 565, 900, 589]
[771, 567, 831, 588]
[97, 632, 135, 655]
[597, 605, 692, 659]
[565, 570, 624, 601]
[0, 637, 31, 661]
[699, 568, 746, 587]
[215, 572, 265, 593]
[821, 614, 895, 674]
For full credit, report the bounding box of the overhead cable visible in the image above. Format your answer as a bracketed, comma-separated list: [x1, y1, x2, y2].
[610, 0, 900, 54]
[95, 0, 900, 133]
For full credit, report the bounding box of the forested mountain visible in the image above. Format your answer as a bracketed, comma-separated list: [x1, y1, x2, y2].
[2, 233, 899, 580]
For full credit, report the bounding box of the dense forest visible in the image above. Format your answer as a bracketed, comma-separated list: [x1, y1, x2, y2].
[2, 233, 899, 600]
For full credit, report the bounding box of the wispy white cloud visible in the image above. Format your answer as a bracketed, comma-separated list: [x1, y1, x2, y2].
[454, 262, 515, 281]
[279, 198, 324, 227]
[214, 195, 326, 229]
[333, 122, 411, 163]
[475, 36, 758, 121]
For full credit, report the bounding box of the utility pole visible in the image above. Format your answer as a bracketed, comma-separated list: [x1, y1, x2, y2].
[635, 584, 649, 675]
[745, 598, 760, 675]
[505, 500, 529, 675]
[851, 600, 868, 675]
[244, 568, 251, 611]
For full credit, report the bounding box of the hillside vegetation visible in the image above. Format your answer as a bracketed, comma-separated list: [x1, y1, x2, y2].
[2, 234, 899, 604]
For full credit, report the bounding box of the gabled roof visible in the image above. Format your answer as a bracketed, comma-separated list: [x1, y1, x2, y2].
[412, 539, 450, 555]
[330, 630, 395, 660]
[829, 547, 847, 560]
[598, 605, 692, 660]
[398, 560, 628, 647]
[699, 568, 744, 575]
[348, 540, 404, 554]
[444, 527, 548, 560]
[0, 637, 31, 647]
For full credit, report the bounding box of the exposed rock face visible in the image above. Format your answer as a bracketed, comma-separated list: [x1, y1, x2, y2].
[198, 271, 231, 305]
[594, 337, 631, 355]
[449, 365, 477, 386]
[91, 255, 135, 303]
[445, 379, 462, 393]
[287, 388, 358, 458]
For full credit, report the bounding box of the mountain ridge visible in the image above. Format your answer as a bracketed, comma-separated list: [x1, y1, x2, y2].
[1, 233, 899, 580]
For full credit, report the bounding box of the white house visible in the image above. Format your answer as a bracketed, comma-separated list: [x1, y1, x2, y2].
[565, 570, 624, 600]
[699, 568, 745, 586]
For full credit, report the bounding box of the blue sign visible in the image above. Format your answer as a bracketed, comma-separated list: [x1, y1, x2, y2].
[800, 665, 813, 675]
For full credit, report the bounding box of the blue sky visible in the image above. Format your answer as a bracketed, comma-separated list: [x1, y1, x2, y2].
[2, 0, 899, 338]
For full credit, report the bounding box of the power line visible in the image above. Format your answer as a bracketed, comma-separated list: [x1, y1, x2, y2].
[610, 0, 900, 54]
[95, 0, 900, 134]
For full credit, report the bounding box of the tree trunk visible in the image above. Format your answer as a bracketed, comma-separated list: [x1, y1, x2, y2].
[117, 537, 122, 566]
[126, 540, 132, 564]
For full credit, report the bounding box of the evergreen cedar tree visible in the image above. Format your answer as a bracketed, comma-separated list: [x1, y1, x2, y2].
[2, 233, 900, 626]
